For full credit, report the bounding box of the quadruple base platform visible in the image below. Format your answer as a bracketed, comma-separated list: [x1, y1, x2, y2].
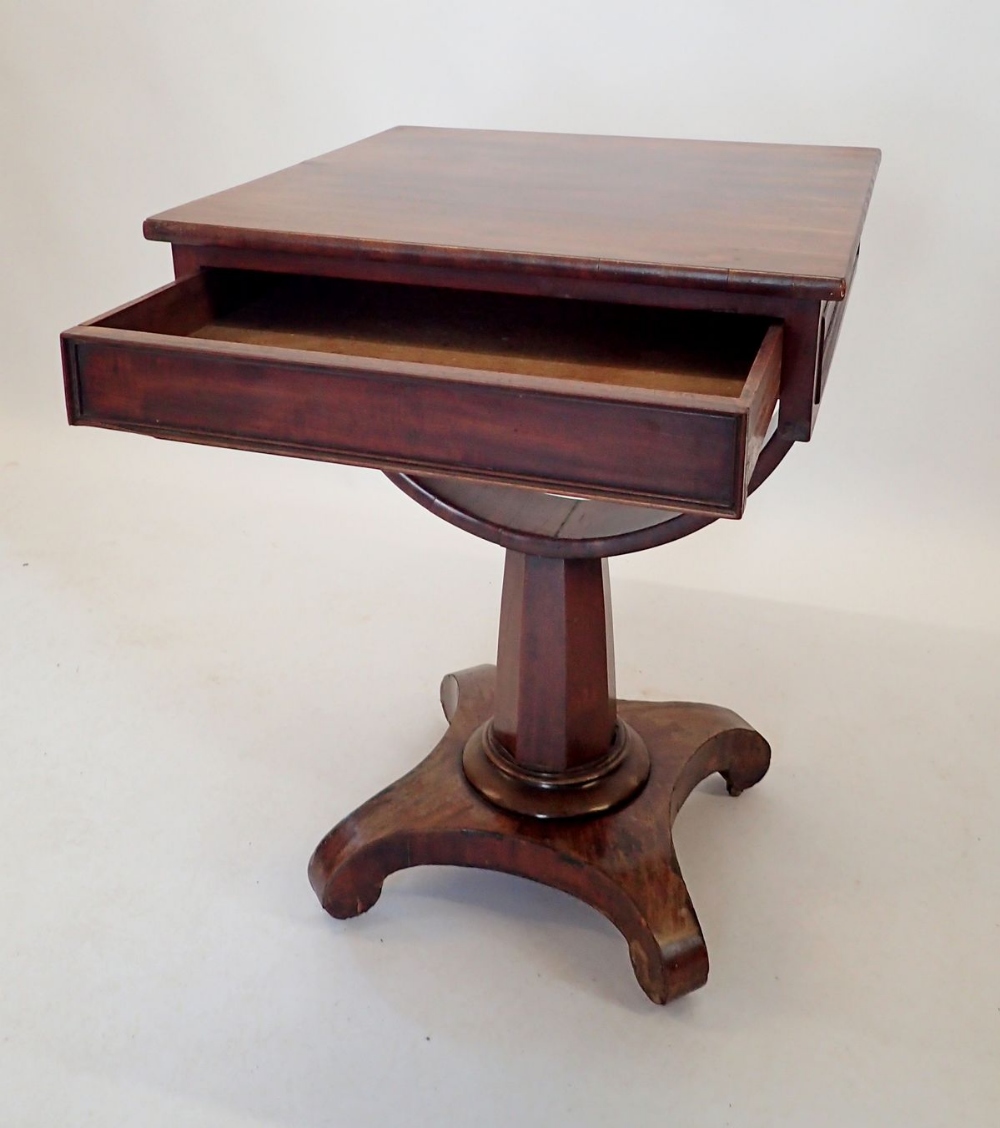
[308, 664, 770, 1004]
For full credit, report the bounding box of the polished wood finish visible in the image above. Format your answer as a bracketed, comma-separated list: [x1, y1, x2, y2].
[157, 128, 877, 441]
[62, 269, 782, 517]
[308, 665, 770, 1004]
[494, 553, 616, 771]
[149, 127, 878, 302]
[62, 127, 878, 1004]
[169, 241, 824, 442]
[387, 426, 795, 558]
[191, 275, 765, 396]
[461, 552, 651, 818]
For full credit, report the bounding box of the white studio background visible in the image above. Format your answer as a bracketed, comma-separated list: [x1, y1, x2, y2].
[2, 4, 999, 1128]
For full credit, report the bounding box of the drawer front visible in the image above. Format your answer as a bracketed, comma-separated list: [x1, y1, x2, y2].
[62, 273, 781, 517]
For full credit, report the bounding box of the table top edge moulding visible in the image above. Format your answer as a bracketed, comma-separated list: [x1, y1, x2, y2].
[144, 126, 881, 301]
[61, 125, 879, 1004]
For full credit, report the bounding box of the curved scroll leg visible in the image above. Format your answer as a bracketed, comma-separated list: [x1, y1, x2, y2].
[308, 666, 770, 1004]
[307, 665, 495, 919]
[610, 699, 771, 1002]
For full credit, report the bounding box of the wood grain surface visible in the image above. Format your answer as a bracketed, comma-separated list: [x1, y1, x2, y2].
[147, 127, 880, 300]
[308, 664, 771, 1004]
[61, 126, 878, 1006]
[63, 270, 781, 517]
[190, 273, 763, 396]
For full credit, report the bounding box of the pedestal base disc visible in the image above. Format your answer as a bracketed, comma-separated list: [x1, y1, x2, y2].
[462, 716, 651, 818]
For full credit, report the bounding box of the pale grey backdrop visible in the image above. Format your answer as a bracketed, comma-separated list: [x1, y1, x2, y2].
[2, 4, 998, 1126]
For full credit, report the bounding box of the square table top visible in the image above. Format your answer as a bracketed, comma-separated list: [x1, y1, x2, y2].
[145, 126, 880, 302]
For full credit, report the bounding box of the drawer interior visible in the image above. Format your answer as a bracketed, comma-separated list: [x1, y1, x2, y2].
[99, 269, 773, 397]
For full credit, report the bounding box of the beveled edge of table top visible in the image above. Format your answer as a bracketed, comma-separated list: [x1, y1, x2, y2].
[144, 127, 880, 302]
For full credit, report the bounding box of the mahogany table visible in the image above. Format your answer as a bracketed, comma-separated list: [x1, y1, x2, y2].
[62, 127, 879, 1003]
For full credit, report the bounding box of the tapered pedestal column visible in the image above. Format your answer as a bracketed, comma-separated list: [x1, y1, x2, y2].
[495, 551, 616, 771]
[462, 552, 650, 818]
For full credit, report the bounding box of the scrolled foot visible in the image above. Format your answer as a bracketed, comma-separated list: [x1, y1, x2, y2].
[630, 933, 710, 1006]
[310, 862, 384, 919]
[716, 728, 771, 796]
[309, 665, 496, 920]
[440, 664, 494, 724]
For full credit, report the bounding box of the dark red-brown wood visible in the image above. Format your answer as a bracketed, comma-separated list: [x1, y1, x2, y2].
[494, 553, 616, 771]
[61, 269, 782, 517]
[61, 126, 879, 1005]
[149, 128, 878, 302]
[308, 665, 770, 1004]
[386, 424, 796, 557]
[460, 552, 650, 818]
[158, 129, 878, 440]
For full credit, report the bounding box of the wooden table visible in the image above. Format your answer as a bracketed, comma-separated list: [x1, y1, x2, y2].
[62, 127, 879, 1003]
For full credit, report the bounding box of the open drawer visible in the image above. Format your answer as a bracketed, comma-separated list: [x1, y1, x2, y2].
[61, 269, 781, 517]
